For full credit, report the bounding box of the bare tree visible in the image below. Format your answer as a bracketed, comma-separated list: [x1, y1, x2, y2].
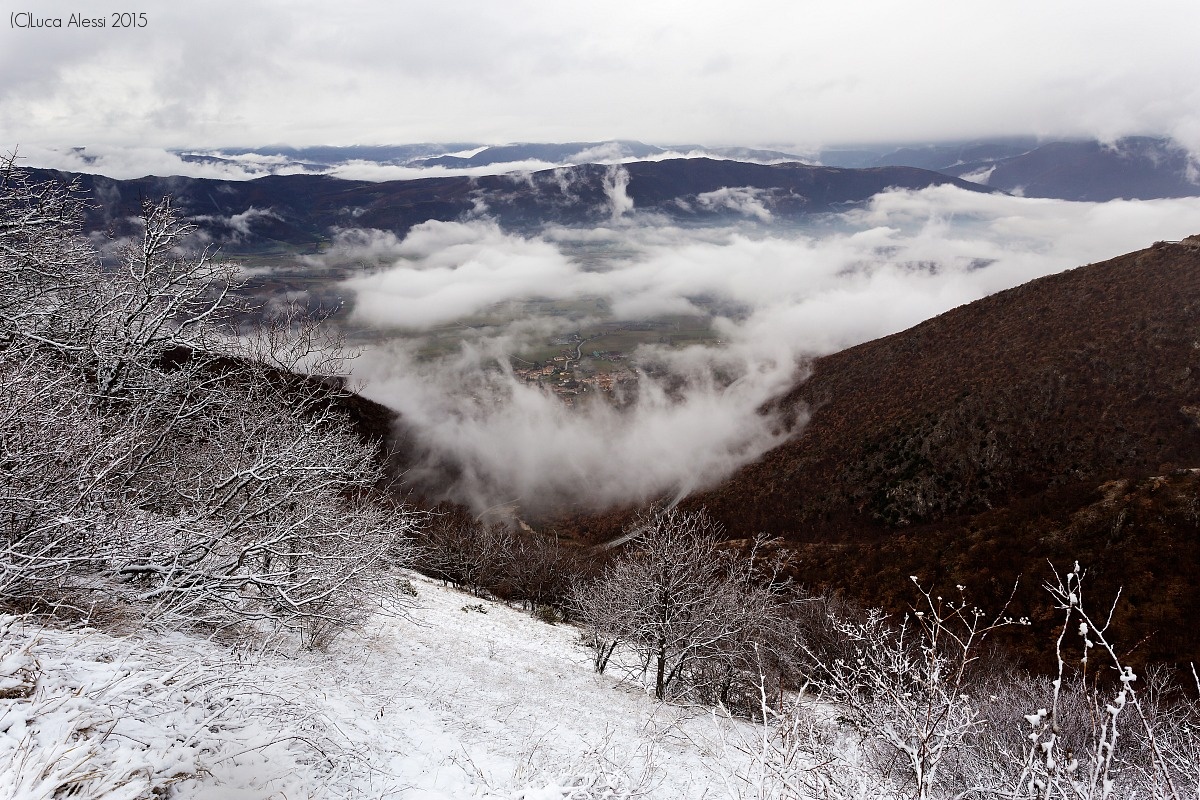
[504, 530, 580, 615]
[417, 507, 514, 597]
[571, 506, 795, 703]
[797, 580, 1028, 800]
[0, 153, 95, 350]
[0, 343, 129, 597]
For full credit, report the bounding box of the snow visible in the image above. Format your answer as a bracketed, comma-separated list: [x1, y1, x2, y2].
[1, 573, 762, 799]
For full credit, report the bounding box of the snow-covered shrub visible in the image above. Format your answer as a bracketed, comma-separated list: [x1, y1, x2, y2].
[504, 531, 581, 616]
[792, 580, 1027, 800]
[1006, 564, 1200, 800]
[732, 565, 1200, 800]
[0, 158, 419, 640]
[418, 507, 515, 597]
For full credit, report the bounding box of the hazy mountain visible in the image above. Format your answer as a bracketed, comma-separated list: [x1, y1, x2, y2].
[668, 144, 811, 162]
[944, 137, 1200, 200]
[818, 137, 1041, 170]
[38, 158, 988, 251]
[820, 136, 1200, 201]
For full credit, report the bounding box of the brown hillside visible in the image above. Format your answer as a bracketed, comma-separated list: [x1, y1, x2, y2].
[674, 237, 1200, 668]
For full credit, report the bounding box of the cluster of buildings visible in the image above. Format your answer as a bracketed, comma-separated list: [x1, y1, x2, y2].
[512, 351, 635, 405]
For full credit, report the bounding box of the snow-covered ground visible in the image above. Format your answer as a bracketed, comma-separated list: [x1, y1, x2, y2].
[1, 573, 771, 799]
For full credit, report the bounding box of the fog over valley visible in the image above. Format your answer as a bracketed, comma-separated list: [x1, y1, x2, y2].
[317, 185, 1200, 514]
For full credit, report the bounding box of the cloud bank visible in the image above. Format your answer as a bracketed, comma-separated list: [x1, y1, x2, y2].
[358, 344, 799, 516]
[334, 186, 1200, 515]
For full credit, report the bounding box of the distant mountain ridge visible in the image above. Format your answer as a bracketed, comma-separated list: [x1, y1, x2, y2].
[37, 158, 989, 251]
[177, 140, 808, 172]
[820, 136, 1200, 201]
[41, 136, 1200, 203]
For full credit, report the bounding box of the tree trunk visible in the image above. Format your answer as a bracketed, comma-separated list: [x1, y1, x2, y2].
[595, 639, 618, 674]
[655, 641, 667, 699]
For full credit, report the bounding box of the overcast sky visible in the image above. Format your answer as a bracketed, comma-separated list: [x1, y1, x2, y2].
[2, 0, 1199, 151]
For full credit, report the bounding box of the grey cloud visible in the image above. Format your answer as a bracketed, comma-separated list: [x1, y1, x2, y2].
[6, 1, 1200, 152]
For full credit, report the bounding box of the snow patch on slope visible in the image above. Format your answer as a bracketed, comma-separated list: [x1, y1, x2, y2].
[0, 574, 757, 798]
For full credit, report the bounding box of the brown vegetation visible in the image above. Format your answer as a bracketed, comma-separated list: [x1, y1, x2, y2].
[556, 239, 1200, 671]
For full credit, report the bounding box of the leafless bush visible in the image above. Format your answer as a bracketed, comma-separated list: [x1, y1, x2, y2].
[734, 565, 1200, 800]
[0, 344, 123, 596]
[794, 580, 1028, 800]
[1005, 563, 1200, 800]
[0, 156, 95, 351]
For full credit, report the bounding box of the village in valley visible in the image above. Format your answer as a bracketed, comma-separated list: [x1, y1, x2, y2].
[511, 333, 639, 404]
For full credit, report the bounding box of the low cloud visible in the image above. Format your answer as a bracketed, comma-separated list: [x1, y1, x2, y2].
[357, 344, 797, 515]
[602, 166, 634, 220]
[191, 206, 280, 240]
[334, 186, 1200, 515]
[695, 187, 773, 221]
[570, 142, 636, 163]
[339, 220, 583, 328]
[8, 145, 313, 181]
[327, 158, 564, 182]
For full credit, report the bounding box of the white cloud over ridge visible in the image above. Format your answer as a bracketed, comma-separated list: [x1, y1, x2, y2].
[694, 187, 774, 221]
[340, 221, 583, 328]
[339, 187, 1200, 514]
[191, 206, 280, 240]
[7, 145, 318, 181]
[7, 144, 803, 183]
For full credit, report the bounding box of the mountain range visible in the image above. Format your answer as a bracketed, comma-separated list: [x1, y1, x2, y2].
[179, 136, 1199, 204]
[37, 158, 988, 250]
